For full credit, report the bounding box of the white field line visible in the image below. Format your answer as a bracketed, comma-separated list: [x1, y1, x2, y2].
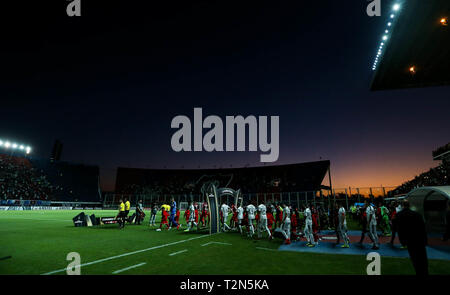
[201, 242, 232, 247]
[169, 249, 188, 256]
[112, 262, 146, 274]
[41, 234, 210, 275]
[0, 217, 71, 222]
[255, 247, 278, 252]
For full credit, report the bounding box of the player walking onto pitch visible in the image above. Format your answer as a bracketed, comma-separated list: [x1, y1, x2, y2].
[168, 198, 181, 230]
[366, 201, 380, 250]
[135, 199, 144, 225]
[304, 204, 315, 247]
[338, 203, 350, 248]
[380, 202, 391, 236]
[220, 202, 231, 232]
[159, 207, 170, 230]
[149, 203, 158, 226]
[184, 201, 198, 232]
[257, 202, 272, 239]
[246, 202, 257, 237]
[280, 203, 291, 244]
[237, 203, 244, 234]
[200, 201, 209, 227]
[230, 203, 238, 230]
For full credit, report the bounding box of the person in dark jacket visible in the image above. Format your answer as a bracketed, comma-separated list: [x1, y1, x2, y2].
[443, 202, 450, 242]
[396, 200, 428, 275]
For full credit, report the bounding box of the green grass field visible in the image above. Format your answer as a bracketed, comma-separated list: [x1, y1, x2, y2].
[1, 210, 449, 275]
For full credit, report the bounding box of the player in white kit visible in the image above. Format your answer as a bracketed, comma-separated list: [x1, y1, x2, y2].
[237, 204, 244, 234]
[338, 203, 350, 248]
[304, 204, 315, 247]
[220, 202, 231, 232]
[246, 202, 257, 237]
[257, 202, 272, 239]
[366, 201, 379, 250]
[280, 203, 291, 244]
[184, 202, 198, 232]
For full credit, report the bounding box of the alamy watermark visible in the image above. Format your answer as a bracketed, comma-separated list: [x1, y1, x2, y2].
[66, 252, 81, 275]
[366, 0, 381, 17]
[366, 252, 381, 275]
[65, 1, 382, 18]
[170, 108, 279, 163]
[66, 0, 81, 17]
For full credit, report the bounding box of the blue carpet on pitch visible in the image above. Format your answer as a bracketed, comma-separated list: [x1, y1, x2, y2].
[278, 241, 450, 261]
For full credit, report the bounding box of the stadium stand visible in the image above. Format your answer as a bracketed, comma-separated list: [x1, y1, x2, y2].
[0, 154, 54, 201]
[116, 161, 331, 196]
[433, 143, 450, 161]
[0, 153, 101, 204]
[391, 159, 449, 196]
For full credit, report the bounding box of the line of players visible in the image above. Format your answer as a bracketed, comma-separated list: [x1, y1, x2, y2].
[150, 198, 211, 232]
[219, 201, 319, 246]
[219, 200, 382, 249]
[148, 198, 349, 248]
[141, 197, 381, 250]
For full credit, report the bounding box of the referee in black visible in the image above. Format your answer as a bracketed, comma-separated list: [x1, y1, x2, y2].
[117, 199, 126, 229]
[396, 199, 428, 275]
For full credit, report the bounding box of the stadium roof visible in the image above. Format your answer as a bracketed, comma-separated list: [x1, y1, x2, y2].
[370, 0, 450, 91]
[115, 160, 331, 194]
[433, 143, 450, 161]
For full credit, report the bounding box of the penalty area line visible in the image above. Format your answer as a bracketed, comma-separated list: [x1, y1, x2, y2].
[112, 262, 146, 274]
[41, 234, 210, 275]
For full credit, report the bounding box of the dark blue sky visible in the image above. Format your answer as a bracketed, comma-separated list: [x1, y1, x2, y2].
[1, 1, 449, 191]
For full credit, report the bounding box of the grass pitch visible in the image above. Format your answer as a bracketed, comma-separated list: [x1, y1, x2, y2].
[1, 210, 449, 275]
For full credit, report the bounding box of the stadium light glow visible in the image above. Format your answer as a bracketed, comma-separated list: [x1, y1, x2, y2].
[409, 66, 416, 74]
[441, 17, 448, 26]
[371, 2, 403, 71]
[0, 138, 32, 154]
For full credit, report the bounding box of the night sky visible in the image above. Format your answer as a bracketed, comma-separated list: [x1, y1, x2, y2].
[1, 1, 449, 191]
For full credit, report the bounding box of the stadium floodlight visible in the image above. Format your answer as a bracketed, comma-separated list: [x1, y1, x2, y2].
[0, 138, 32, 154]
[372, 2, 403, 71]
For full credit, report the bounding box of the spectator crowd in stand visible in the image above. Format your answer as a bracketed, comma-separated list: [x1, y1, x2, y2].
[391, 161, 449, 196]
[0, 154, 57, 200]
